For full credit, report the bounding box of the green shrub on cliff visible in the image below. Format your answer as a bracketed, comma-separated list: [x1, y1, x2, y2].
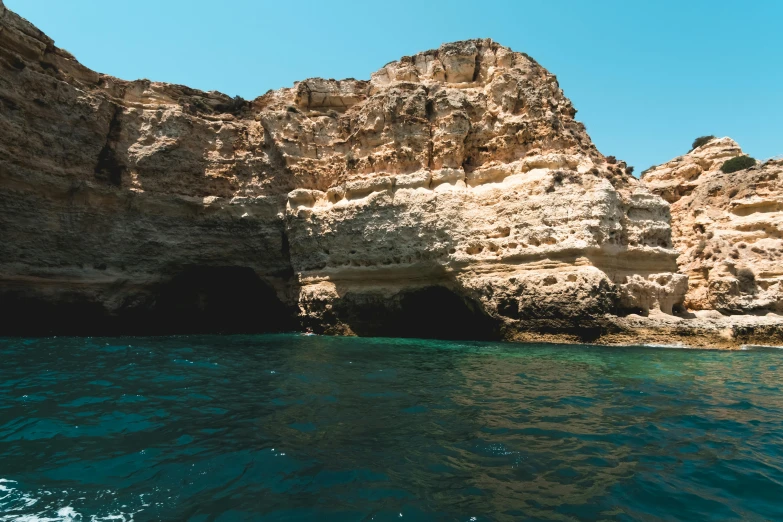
[640, 165, 656, 178]
[720, 155, 756, 174]
[691, 135, 716, 151]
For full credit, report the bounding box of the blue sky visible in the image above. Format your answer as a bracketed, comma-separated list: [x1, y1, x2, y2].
[7, 0, 782, 173]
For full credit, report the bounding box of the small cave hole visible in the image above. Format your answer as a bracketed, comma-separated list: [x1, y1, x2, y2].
[335, 286, 499, 341]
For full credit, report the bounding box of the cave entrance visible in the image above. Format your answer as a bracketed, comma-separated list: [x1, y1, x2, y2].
[338, 285, 500, 341]
[0, 266, 295, 336]
[152, 266, 295, 334]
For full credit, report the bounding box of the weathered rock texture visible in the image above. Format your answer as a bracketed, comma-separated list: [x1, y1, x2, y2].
[0, 4, 780, 346]
[642, 138, 782, 315]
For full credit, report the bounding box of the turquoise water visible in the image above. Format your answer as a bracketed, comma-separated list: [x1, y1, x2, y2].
[1, 335, 782, 521]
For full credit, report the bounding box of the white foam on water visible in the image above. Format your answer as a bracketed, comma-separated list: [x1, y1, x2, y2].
[741, 344, 783, 350]
[0, 479, 143, 522]
[57, 507, 80, 520]
[633, 342, 731, 351]
[637, 342, 690, 349]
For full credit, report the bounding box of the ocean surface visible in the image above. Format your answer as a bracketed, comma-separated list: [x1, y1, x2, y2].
[1, 335, 782, 521]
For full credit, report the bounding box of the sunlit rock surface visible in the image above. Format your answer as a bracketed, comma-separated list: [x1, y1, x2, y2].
[1, 4, 780, 346]
[642, 138, 782, 315]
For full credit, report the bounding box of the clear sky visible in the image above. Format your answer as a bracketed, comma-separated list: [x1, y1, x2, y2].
[6, 0, 782, 173]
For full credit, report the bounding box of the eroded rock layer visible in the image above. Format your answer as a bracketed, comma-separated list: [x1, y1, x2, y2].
[642, 138, 782, 315]
[2, 3, 779, 346]
[0, 3, 294, 334]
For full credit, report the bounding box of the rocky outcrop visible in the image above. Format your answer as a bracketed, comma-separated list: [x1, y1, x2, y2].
[0, 5, 779, 346]
[276, 41, 688, 340]
[0, 4, 294, 334]
[642, 138, 782, 315]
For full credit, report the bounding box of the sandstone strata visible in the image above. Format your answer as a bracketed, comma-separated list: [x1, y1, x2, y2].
[642, 138, 782, 315]
[0, 4, 780, 346]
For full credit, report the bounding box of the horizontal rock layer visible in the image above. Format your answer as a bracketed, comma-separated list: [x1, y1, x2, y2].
[642, 138, 782, 315]
[1, 4, 780, 346]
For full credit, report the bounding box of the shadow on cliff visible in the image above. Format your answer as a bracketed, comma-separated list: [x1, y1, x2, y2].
[330, 286, 500, 341]
[0, 266, 297, 336]
[151, 266, 296, 334]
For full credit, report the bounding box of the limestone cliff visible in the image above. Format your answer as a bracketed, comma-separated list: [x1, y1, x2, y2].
[0, 2, 294, 334]
[0, 4, 779, 346]
[642, 138, 782, 315]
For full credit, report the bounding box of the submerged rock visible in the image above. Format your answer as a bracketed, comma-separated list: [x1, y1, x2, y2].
[0, 5, 779, 346]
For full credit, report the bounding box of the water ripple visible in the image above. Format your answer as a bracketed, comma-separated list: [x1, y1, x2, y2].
[0, 335, 782, 520]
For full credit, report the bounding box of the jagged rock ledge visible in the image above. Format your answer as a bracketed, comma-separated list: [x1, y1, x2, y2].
[0, 3, 780, 347]
[642, 138, 782, 317]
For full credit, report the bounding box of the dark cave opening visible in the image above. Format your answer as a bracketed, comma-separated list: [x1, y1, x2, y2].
[335, 286, 500, 341]
[150, 266, 296, 335]
[0, 266, 296, 336]
[0, 290, 114, 336]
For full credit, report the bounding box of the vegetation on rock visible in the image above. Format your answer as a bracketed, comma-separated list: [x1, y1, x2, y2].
[721, 155, 757, 173]
[691, 135, 716, 151]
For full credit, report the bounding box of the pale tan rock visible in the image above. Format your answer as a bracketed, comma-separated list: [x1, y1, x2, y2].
[0, 5, 780, 345]
[642, 138, 783, 314]
[276, 40, 688, 336]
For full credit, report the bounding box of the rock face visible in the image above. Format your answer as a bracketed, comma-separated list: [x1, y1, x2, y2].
[0, 4, 295, 334]
[642, 138, 782, 314]
[1, 5, 780, 346]
[277, 41, 688, 340]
